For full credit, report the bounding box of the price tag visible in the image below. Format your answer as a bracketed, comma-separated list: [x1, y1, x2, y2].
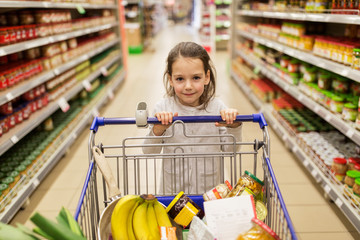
[346, 129, 355, 138]
[10, 135, 19, 144]
[314, 105, 320, 114]
[6, 92, 14, 101]
[82, 80, 92, 92]
[0, 48, 5, 56]
[335, 198, 343, 208]
[32, 178, 40, 188]
[54, 68, 60, 76]
[76, 4, 86, 14]
[253, 65, 261, 75]
[58, 97, 70, 113]
[101, 67, 109, 76]
[107, 89, 114, 100]
[311, 169, 318, 178]
[292, 146, 298, 154]
[48, 36, 55, 43]
[325, 114, 332, 122]
[303, 160, 309, 167]
[324, 184, 331, 194]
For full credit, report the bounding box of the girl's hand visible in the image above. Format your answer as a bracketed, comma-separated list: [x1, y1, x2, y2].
[152, 112, 179, 136]
[216, 109, 242, 128]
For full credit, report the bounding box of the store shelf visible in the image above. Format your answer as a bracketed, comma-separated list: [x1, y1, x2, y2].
[0, 53, 122, 156]
[231, 69, 360, 233]
[0, 38, 119, 106]
[0, 22, 118, 57]
[0, 1, 117, 9]
[0, 68, 126, 223]
[238, 10, 360, 25]
[236, 30, 360, 83]
[235, 48, 360, 145]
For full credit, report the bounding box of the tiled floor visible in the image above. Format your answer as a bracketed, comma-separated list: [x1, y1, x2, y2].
[10, 24, 360, 240]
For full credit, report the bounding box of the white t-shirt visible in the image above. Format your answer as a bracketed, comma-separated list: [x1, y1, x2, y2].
[142, 96, 242, 194]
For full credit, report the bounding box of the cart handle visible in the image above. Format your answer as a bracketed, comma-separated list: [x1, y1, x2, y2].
[90, 113, 267, 133]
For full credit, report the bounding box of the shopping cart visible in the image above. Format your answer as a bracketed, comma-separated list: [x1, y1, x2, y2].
[74, 111, 297, 240]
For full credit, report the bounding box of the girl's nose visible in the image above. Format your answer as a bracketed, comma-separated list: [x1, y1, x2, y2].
[185, 79, 192, 89]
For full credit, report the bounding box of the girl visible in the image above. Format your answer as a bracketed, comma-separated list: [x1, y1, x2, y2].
[143, 42, 242, 194]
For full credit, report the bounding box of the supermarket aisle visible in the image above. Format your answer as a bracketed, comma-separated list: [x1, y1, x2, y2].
[10, 24, 360, 240]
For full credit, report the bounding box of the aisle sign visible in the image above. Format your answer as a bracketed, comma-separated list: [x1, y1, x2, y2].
[58, 97, 70, 113]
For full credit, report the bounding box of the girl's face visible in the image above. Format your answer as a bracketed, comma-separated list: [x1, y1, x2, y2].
[169, 57, 210, 107]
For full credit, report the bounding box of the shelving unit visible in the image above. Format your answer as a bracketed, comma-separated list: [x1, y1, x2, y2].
[0, 0, 126, 223]
[214, 0, 231, 50]
[199, 0, 216, 53]
[230, 1, 360, 233]
[124, 0, 144, 53]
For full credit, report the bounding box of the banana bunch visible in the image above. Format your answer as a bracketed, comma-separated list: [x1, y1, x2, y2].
[111, 194, 173, 240]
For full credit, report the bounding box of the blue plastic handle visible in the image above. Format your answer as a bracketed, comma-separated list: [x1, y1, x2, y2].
[90, 113, 267, 132]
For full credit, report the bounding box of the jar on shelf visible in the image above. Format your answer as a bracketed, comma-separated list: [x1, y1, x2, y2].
[332, 76, 349, 94]
[353, 178, 360, 199]
[352, 48, 360, 70]
[280, 55, 291, 68]
[344, 170, 360, 188]
[331, 157, 348, 182]
[342, 103, 357, 121]
[7, 27, 17, 44]
[303, 66, 317, 82]
[348, 158, 360, 170]
[329, 94, 344, 113]
[0, 28, 9, 45]
[343, 44, 354, 66]
[288, 59, 300, 73]
[318, 71, 332, 90]
[19, 11, 34, 25]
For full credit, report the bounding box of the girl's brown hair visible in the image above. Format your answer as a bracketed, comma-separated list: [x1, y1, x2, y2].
[163, 42, 216, 110]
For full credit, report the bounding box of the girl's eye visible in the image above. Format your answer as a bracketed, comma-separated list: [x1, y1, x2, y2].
[175, 77, 183, 81]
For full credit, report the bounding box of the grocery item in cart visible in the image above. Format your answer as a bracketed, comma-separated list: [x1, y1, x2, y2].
[236, 218, 280, 240]
[203, 180, 232, 201]
[226, 170, 264, 198]
[166, 191, 204, 227]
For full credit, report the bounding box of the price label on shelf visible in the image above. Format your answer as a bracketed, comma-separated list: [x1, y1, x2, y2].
[324, 184, 331, 194]
[101, 67, 109, 77]
[253, 65, 261, 75]
[76, 4, 86, 14]
[10, 135, 19, 144]
[6, 92, 14, 101]
[108, 89, 114, 100]
[335, 198, 343, 208]
[82, 80, 92, 92]
[58, 97, 70, 113]
[0, 48, 5, 56]
[32, 178, 40, 188]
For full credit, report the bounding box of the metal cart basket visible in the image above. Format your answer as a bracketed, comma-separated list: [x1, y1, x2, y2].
[74, 113, 297, 240]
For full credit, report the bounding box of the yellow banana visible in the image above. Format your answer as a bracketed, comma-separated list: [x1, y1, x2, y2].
[133, 201, 153, 240]
[147, 201, 161, 239]
[111, 195, 142, 240]
[153, 200, 172, 227]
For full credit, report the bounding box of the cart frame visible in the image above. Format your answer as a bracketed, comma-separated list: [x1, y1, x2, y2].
[74, 113, 297, 240]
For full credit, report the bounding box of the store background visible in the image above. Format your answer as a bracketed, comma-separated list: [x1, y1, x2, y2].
[0, 0, 359, 239]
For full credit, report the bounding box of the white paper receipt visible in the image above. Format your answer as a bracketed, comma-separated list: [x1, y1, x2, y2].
[204, 195, 256, 240]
